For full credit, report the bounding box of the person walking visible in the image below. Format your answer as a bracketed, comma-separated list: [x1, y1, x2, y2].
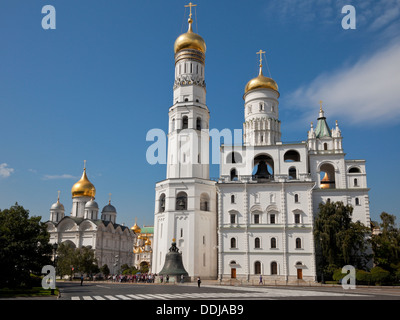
[80, 274, 84, 286]
[259, 275, 263, 285]
[197, 277, 201, 288]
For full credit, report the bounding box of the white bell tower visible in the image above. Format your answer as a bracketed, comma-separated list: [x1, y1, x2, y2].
[152, 3, 217, 280]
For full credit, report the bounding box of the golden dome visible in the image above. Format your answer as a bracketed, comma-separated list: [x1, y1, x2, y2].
[244, 66, 279, 95]
[71, 168, 96, 198]
[174, 18, 206, 54]
[131, 223, 141, 234]
[320, 172, 330, 189]
[145, 238, 151, 246]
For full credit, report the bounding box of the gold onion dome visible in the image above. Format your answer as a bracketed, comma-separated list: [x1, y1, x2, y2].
[71, 168, 96, 198]
[245, 65, 279, 95]
[145, 238, 151, 245]
[174, 17, 206, 54]
[131, 223, 141, 234]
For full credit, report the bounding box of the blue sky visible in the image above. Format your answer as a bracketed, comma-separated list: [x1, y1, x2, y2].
[0, 0, 399, 228]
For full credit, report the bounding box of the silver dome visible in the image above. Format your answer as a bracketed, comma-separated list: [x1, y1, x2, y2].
[85, 199, 99, 209]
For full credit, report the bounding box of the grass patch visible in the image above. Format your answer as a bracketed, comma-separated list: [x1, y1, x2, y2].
[0, 287, 59, 298]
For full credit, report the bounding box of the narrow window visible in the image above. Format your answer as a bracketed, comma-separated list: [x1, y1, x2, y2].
[296, 238, 302, 249]
[355, 197, 360, 206]
[180, 228, 183, 238]
[354, 178, 358, 187]
[196, 117, 201, 130]
[230, 214, 236, 224]
[231, 194, 235, 203]
[271, 238, 277, 248]
[294, 213, 300, 224]
[254, 214, 260, 224]
[255, 237, 260, 248]
[271, 262, 277, 275]
[230, 169, 238, 181]
[324, 143, 328, 150]
[254, 261, 261, 274]
[294, 194, 299, 203]
[230, 238, 236, 248]
[270, 214, 275, 224]
[182, 116, 188, 129]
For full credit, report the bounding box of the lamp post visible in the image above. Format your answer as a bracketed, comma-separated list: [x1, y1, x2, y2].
[51, 242, 58, 295]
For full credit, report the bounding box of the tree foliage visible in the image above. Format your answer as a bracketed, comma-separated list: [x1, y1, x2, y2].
[313, 201, 371, 279]
[55, 243, 99, 278]
[0, 203, 52, 288]
[371, 212, 400, 272]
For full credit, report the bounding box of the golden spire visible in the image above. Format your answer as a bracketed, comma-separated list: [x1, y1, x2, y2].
[57, 190, 60, 203]
[319, 100, 323, 112]
[256, 49, 266, 75]
[108, 193, 112, 204]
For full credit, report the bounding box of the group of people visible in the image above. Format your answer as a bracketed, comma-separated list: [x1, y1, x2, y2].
[106, 273, 157, 283]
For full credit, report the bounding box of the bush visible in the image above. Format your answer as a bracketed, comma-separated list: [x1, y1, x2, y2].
[370, 267, 391, 285]
[356, 270, 371, 285]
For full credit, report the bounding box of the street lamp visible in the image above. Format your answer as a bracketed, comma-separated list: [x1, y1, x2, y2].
[51, 242, 58, 295]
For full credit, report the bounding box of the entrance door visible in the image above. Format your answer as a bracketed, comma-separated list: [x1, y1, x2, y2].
[297, 268, 303, 280]
[231, 268, 236, 278]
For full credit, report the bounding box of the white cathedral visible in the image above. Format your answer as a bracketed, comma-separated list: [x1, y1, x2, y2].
[46, 165, 136, 274]
[151, 6, 371, 283]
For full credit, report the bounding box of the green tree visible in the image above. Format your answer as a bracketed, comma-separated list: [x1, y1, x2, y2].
[0, 203, 52, 288]
[56, 242, 76, 279]
[56, 244, 99, 278]
[75, 246, 99, 276]
[371, 212, 400, 270]
[314, 201, 371, 280]
[100, 264, 110, 277]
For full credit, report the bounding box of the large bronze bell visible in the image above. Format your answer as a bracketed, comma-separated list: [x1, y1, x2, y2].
[159, 240, 189, 282]
[254, 160, 271, 179]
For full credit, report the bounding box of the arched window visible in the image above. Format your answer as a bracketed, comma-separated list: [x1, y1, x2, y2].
[182, 116, 188, 129]
[271, 237, 277, 248]
[354, 178, 358, 187]
[230, 168, 238, 181]
[200, 193, 210, 211]
[320, 163, 336, 189]
[284, 150, 300, 162]
[349, 167, 361, 173]
[176, 192, 187, 210]
[231, 194, 235, 204]
[294, 194, 299, 203]
[355, 197, 360, 206]
[227, 152, 242, 164]
[254, 261, 261, 274]
[295, 238, 302, 249]
[255, 237, 261, 248]
[196, 117, 202, 130]
[159, 193, 166, 213]
[230, 238, 236, 248]
[271, 262, 278, 275]
[288, 167, 297, 180]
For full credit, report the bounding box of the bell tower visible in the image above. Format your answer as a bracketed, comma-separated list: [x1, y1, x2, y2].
[152, 3, 217, 280]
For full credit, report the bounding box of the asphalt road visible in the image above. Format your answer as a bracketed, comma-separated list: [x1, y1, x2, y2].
[57, 281, 400, 301]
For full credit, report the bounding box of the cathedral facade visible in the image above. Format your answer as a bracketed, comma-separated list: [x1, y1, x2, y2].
[46, 165, 135, 275]
[151, 7, 371, 282]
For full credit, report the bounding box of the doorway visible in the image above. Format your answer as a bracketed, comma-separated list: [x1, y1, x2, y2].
[231, 268, 236, 278]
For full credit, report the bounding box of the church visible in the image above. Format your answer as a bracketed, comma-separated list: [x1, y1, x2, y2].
[151, 4, 371, 282]
[45, 163, 136, 275]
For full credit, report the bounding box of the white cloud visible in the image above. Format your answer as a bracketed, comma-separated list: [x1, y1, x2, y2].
[285, 41, 400, 125]
[0, 163, 15, 178]
[42, 174, 77, 180]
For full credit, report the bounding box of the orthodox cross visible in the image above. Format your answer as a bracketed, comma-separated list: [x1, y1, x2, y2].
[185, 2, 197, 19]
[257, 49, 265, 66]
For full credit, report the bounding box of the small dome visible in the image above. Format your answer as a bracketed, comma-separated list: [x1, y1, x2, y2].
[145, 238, 151, 246]
[102, 201, 116, 213]
[71, 168, 96, 198]
[85, 199, 98, 209]
[51, 201, 64, 211]
[174, 18, 206, 54]
[244, 68, 279, 95]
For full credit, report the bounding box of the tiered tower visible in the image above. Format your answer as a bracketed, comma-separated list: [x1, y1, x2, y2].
[152, 3, 217, 279]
